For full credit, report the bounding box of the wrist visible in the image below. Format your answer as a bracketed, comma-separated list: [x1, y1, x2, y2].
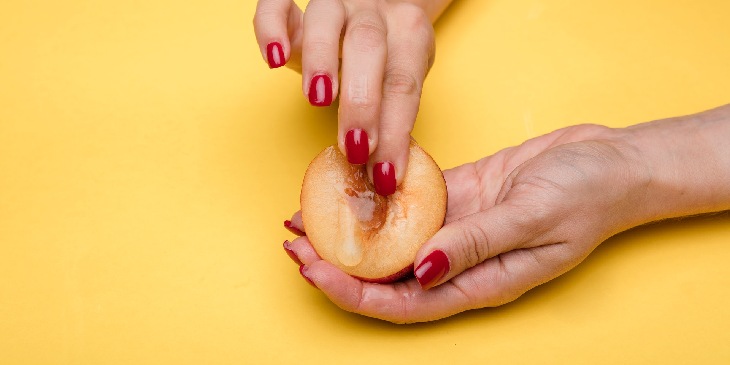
[620, 105, 730, 224]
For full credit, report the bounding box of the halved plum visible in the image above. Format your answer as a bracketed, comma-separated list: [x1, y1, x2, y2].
[301, 142, 447, 282]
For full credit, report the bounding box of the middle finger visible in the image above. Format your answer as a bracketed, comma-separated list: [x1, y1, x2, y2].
[337, 6, 387, 165]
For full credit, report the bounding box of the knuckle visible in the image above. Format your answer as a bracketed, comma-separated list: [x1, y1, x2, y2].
[399, 295, 411, 324]
[488, 256, 526, 306]
[457, 220, 491, 268]
[377, 123, 412, 149]
[522, 201, 553, 224]
[346, 16, 386, 51]
[254, 0, 289, 24]
[354, 288, 367, 313]
[492, 289, 525, 307]
[565, 123, 614, 140]
[306, 0, 342, 12]
[452, 280, 479, 310]
[387, 4, 434, 69]
[578, 123, 612, 134]
[508, 200, 555, 234]
[390, 3, 432, 37]
[302, 38, 337, 54]
[346, 92, 376, 110]
[383, 70, 419, 97]
[345, 76, 376, 109]
[347, 99, 376, 111]
[583, 123, 613, 135]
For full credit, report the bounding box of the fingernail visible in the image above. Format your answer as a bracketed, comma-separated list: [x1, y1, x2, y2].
[266, 42, 285, 68]
[414, 250, 450, 290]
[299, 265, 317, 288]
[373, 162, 396, 196]
[283, 240, 303, 266]
[345, 129, 369, 165]
[284, 220, 305, 236]
[308, 74, 333, 106]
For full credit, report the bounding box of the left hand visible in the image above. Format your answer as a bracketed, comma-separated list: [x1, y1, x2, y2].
[284, 124, 649, 323]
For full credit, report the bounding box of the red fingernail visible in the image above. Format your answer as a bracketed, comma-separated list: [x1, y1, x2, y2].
[266, 42, 285, 68]
[345, 129, 369, 165]
[284, 220, 305, 236]
[308, 74, 333, 106]
[414, 250, 450, 290]
[299, 265, 317, 288]
[373, 162, 396, 196]
[283, 240, 303, 266]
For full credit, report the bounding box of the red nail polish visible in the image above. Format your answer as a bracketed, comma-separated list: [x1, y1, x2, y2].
[414, 250, 450, 290]
[283, 240, 303, 266]
[345, 129, 369, 165]
[308, 74, 333, 106]
[299, 265, 317, 288]
[266, 42, 285, 68]
[373, 162, 396, 196]
[284, 220, 305, 236]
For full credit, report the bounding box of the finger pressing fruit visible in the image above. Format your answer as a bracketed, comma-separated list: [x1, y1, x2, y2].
[301, 142, 447, 283]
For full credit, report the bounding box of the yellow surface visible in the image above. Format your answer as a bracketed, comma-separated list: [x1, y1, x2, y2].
[1, 0, 729, 363]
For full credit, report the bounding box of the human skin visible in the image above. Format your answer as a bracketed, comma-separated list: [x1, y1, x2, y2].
[285, 104, 730, 323]
[253, 0, 455, 196]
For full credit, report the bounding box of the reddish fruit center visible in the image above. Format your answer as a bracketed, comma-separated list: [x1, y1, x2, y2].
[344, 164, 388, 240]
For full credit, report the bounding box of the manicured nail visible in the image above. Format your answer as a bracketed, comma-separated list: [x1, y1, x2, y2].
[283, 240, 303, 266]
[414, 250, 450, 290]
[373, 162, 396, 196]
[284, 220, 305, 236]
[345, 129, 369, 165]
[299, 265, 317, 288]
[308, 74, 333, 106]
[266, 42, 285, 68]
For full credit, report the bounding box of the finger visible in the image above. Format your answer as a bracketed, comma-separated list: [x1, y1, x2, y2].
[282, 240, 303, 265]
[413, 202, 552, 290]
[366, 4, 434, 193]
[301, 259, 473, 323]
[449, 241, 581, 308]
[337, 7, 388, 166]
[301, 0, 345, 106]
[283, 210, 304, 235]
[286, 236, 321, 265]
[253, 0, 302, 69]
[303, 240, 581, 323]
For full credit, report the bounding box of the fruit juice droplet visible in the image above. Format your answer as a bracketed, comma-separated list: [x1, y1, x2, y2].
[337, 201, 364, 267]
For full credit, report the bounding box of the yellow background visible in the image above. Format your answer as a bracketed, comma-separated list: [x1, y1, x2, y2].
[1, 0, 729, 363]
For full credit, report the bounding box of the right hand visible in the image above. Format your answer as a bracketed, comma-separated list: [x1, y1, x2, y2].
[253, 0, 436, 196]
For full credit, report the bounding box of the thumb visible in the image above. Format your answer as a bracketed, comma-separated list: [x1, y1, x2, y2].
[413, 203, 537, 290]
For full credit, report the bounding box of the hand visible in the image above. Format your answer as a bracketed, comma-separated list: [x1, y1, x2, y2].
[284, 124, 652, 323]
[253, 0, 442, 195]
